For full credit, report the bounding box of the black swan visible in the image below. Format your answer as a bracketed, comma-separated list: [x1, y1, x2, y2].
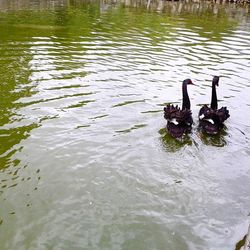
[164, 79, 194, 138]
[198, 76, 230, 135]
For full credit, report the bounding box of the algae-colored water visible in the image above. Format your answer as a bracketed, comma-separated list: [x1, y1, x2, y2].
[0, 0, 250, 249]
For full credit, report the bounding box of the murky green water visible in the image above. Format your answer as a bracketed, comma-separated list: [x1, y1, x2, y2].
[0, 0, 250, 249]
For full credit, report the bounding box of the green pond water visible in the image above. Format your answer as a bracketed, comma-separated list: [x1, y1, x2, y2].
[0, 0, 250, 249]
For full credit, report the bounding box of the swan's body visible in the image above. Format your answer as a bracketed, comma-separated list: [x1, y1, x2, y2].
[164, 79, 193, 138]
[199, 76, 230, 134]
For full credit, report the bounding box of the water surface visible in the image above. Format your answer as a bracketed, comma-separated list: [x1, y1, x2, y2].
[0, 0, 250, 249]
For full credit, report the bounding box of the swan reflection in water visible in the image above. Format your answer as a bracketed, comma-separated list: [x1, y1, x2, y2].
[159, 125, 228, 151]
[159, 127, 192, 152]
[198, 126, 228, 147]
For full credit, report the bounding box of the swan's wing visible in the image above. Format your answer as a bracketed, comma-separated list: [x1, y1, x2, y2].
[164, 105, 192, 125]
[199, 105, 210, 120]
[176, 108, 193, 125]
[164, 104, 180, 121]
[216, 107, 230, 123]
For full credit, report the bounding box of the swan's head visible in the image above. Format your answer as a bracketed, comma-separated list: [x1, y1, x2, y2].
[183, 79, 194, 85]
[212, 76, 219, 86]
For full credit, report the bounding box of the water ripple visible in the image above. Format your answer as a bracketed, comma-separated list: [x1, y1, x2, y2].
[0, 2, 250, 250]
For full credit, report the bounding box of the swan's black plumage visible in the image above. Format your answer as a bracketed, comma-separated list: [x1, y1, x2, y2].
[199, 76, 230, 134]
[164, 79, 194, 138]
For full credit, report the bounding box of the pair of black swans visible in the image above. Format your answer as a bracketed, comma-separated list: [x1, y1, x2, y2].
[164, 76, 230, 138]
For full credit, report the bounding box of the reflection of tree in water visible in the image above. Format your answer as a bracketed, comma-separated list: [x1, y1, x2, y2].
[122, 0, 240, 40]
[0, 0, 238, 155]
[50, 1, 100, 74]
[0, 0, 99, 171]
[0, 1, 102, 195]
[0, 24, 39, 194]
[0, 0, 242, 43]
[0, 0, 244, 186]
[0, 0, 67, 10]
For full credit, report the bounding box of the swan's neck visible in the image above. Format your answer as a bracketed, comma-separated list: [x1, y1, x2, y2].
[211, 83, 218, 110]
[182, 82, 190, 110]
